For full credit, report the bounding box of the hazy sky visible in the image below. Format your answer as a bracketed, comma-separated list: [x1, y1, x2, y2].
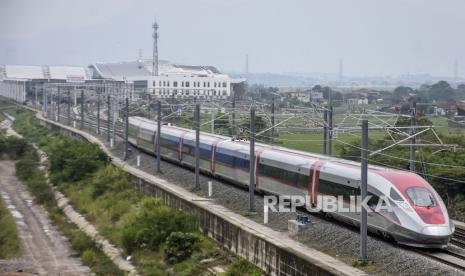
[1, 0, 464, 77]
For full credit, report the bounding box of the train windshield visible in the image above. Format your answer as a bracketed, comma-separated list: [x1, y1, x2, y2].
[406, 187, 436, 207]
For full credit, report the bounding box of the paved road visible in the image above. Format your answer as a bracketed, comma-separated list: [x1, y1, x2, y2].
[0, 161, 90, 275]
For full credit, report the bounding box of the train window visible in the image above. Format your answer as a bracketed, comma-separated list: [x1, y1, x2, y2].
[367, 192, 380, 209]
[259, 164, 309, 188]
[319, 179, 356, 201]
[406, 187, 436, 207]
[390, 188, 404, 201]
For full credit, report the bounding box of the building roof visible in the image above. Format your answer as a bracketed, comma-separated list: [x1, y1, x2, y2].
[49, 66, 88, 81]
[5, 65, 44, 79]
[1, 65, 89, 81]
[89, 61, 151, 80]
[89, 59, 227, 80]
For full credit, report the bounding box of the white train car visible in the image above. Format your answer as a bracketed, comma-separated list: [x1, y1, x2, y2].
[128, 116, 454, 248]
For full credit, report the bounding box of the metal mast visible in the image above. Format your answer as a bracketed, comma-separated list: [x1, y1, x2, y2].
[152, 19, 159, 76]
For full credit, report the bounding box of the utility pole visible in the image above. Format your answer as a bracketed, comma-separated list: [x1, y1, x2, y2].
[194, 103, 200, 189]
[80, 90, 84, 130]
[231, 95, 236, 136]
[323, 110, 328, 155]
[271, 96, 275, 144]
[409, 101, 416, 172]
[249, 107, 256, 212]
[328, 106, 333, 156]
[57, 86, 61, 122]
[35, 88, 38, 108]
[156, 101, 161, 173]
[327, 89, 333, 155]
[97, 88, 101, 134]
[211, 110, 215, 134]
[124, 97, 129, 160]
[42, 85, 46, 117]
[360, 119, 368, 261]
[67, 89, 71, 126]
[107, 95, 111, 142]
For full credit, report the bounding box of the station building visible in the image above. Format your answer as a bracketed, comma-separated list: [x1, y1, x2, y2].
[89, 59, 243, 100]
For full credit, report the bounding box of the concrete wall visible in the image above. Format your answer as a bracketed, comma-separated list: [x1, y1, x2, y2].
[0, 80, 26, 103]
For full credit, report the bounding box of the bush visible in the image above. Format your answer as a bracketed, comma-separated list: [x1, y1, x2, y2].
[91, 166, 131, 199]
[81, 249, 97, 266]
[121, 198, 197, 254]
[16, 158, 38, 181]
[48, 139, 107, 183]
[0, 136, 35, 160]
[24, 174, 56, 207]
[164, 232, 199, 264]
[224, 258, 263, 276]
[0, 199, 21, 259]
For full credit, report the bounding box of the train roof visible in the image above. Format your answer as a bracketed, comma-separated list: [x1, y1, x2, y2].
[129, 116, 418, 180]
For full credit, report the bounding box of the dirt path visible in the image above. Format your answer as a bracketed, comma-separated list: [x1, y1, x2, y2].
[0, 161, 90, 275]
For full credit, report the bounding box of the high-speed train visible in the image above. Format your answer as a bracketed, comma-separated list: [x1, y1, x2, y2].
[128, 116, 454, 248]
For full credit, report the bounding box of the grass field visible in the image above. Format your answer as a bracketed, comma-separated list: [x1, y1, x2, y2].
[0, 197, 21, 259]
[277, 130, 387, 156]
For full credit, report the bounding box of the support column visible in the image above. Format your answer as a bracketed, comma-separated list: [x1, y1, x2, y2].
[156, 101, 161, 173]
[328, 106, 333, 156]
[271, 96, 275, 144]
[124, 97, 129, 160]
[409, 101, 416, 172]
[107, 95, 111, 142]
[97, 89, 101, 135]
[80, 90, 84, 130]
[323, 109, 328, 155]
[194, 103, 200, 189]
[360, 119, 368, 261]
[249, 107, 256, 212]
[67, 89, 71, 126]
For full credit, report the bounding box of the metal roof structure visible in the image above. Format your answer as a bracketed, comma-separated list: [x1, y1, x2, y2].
[89, 59, 227, 80]
[0, 65, 89, 81]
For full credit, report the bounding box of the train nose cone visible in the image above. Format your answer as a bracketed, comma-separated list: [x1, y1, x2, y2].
[422, 225, 452, 236]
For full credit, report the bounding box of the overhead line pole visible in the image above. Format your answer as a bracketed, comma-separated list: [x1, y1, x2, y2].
[194, 103, 200, 189]
[360, 119, 368, 261]
[80, 89, 84, 130]
[409, 101, 416, 172]
[156, 100, 161, 173]
[67, 88, 71, 126]
[328, 105, 333, 156]
[231, 95, 236, 136]
[97, 88, 101, 134]
[323, 109, 328, 155]
[271, 95, 275, 144]
[107, 95, 111, 142]
[124, 97, 129, 160]
[57, 86, 60, 122]
[327, 90, 333, 155]
[249, 107, 256, 212]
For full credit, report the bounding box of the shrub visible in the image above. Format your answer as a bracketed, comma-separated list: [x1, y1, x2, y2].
[81, 249, 97, 266]
[25, 174, 56, 207]
[224, 258, 263, 276]
[164, 232, 199, 264]
[0, 199, 21, 259]
[121, 198, 197, 254]
[48, 139, 107, 183]
[16, 158, 38, 181]
[91, 166, 131, 199]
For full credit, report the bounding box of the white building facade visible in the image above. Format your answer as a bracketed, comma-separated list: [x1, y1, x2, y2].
[146, 75, 231, 99]
[90, 60, 237, 100]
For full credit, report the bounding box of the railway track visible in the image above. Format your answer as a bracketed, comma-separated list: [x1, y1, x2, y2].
[416, 249, 465, 271]
[39, 107, 465, 272]
[452, 222, 465, 248]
